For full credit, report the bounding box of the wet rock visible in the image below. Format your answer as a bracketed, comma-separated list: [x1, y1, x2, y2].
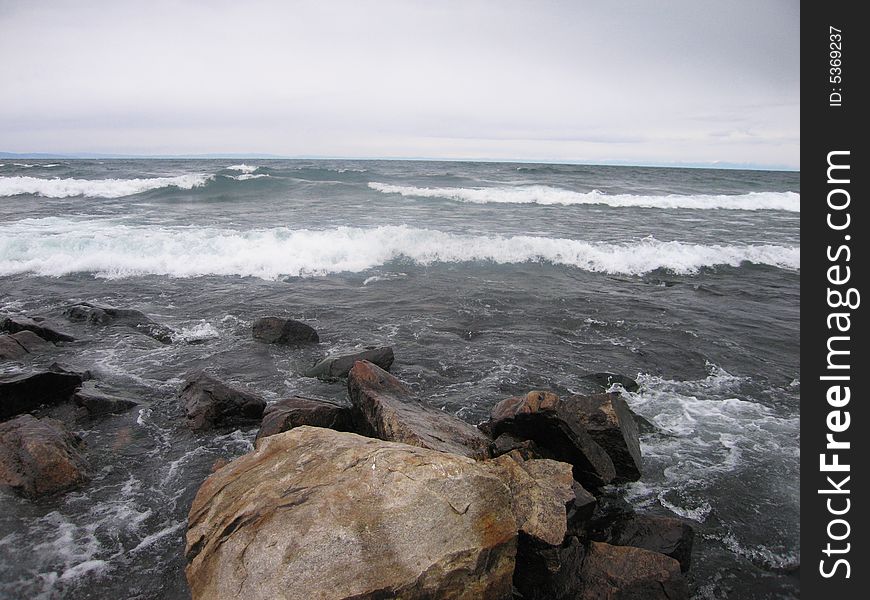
[73, 383, 138, 418]
[1, 315, 75, 343]
[49, 362, 94, 381]
[590, 513, 695, 572]
[581, 372, 640, 393]
[179, 371, 266, 431]
[578, 542, 689, 599]
[1, 330, 52, 360]
[514, 535, 586, 600]
[0, 371, 84, 420]
[482, 391, 616, 489]
[348, 360, 491, 459]
[490, 432, 549, 461]
[255, 396, 354, 442]
[302, 346, 394, 379]
[252, 316, 319, 345]
[565, 392, 642, 482]
[566, 481, 597, 536]
[0, 415, 89, 498]
[185, 426, 518, 600]
[0, 335, 29, 360]
[63, 302, 174, 344]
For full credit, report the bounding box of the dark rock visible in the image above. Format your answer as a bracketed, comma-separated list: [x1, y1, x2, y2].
[589, 513, 695, 572]
[581, 372, 640, 393]
[490, 432, 549, 461]
[179, 372, 266, 431]
[73, 383, 138, 418]
[49, 362, 94, 381]
[565, 392, 642, 482]
[301, 346, 394, 379]
[578, 541, 689, 599]
[0, 335, 28, 360]
[566, 481, 597, 537]
[251, 317, 318, 345]
[1, 315, 75, 343]
[0, 371, 84, 420]
[0, 414, 89, 498]
[348, 360, 491, 459]
[255, 396, 354, 443]
[63, 302, 174, 344]
[514, 535, 586, 600]
[482, 391, 616, 489]
[0, 331, 52, 360]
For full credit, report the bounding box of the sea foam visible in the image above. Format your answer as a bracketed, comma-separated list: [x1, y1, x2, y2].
[0, 218, 800, 279]
[369, 183, 800, 212]
[0, 174, 212, 198]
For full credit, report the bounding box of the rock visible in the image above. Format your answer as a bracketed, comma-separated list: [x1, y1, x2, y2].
[482, 391, 616, 489]
[589, 513, 695, 572]
[185, 426, 518, 600]
[251, 316, 318, 345]
[0, 335, 28, 360]
[0, 371, 84, 420]
[1, 315, 75, 343]
[0, 415, 89, 498]
[578, 542, 689, 599]
[490, 432, 549, 461]
[514, 535, 586, 600]
[0, 330, 52, 359]
[565, 392, 642, 482]
[566, 481, 597, 536]
[179, 372, 266, 431]
[348, 360, 491, 459]
[581, 372, 640, 393]
[73, 383, 138, 417]
[49, 362, 94, 381]
[63, 302, 174, 344]
[255, 396, 354, 442]
[302, 346, 394, 379]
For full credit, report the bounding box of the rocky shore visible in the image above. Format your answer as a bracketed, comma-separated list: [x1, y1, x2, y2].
[2, 309, 695, 599]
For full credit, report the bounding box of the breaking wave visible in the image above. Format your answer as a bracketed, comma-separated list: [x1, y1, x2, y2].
[0, 175, 213, 198]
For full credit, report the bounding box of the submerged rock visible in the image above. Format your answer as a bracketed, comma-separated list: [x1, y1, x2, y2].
[252, 316, 319, 345]
[580, 372, 640, 393]
[578, 542, 689, 599]
[73, 383, 139, 418]
[255, 396, 354, 442]
[0, 371, 84, 420]
[348, 360, 491, 459]
[179, 371, 266, 431]
[302, 346, 394, 379]
[1, 315, 75, 343]
[64, 302, 174, 344]
[589, 512, 695, 572]
[0, 415, 89, 498]
[185, 426, 518, 600]
[565, 392, 642, 482]
[482, 391, 616, 489]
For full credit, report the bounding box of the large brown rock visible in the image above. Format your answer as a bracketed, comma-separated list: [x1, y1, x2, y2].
[0, 371, 84, 420]
[302, 346, 394, 379]
[255, 396, 354, 442]
[63, 302, 174, 344]
[1, 315, 75, 343]
[590, 513, 695, 572]
[185, 426, 518, 600]
[179, 372, 266, 431]
[0, 415, 89, 498]
[565, 392, 642, 482]
[578, 542, 689, 599]
[483, 391, 616, 489]
[252, 316, 319, 345]
[348, 360, 491, 459]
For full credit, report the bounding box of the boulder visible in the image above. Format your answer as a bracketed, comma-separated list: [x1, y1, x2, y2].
[589, 513, 695, 572]
[73, 383, 139, 418]
[0, 371, 84, 420]
[565, 481, 597, 536]
[302, 346, 394, 379]
[255, 396, 354, 442]
[1, 330, 52, 360]
[514, 535, 586, 600]
[482, 391, 616, 489]
[49, 362, 94, 381]
[348, 360, 491, 459]
[0, 415, 89, 498]
[64, 302, 174, 344]
[0, 335, 28, 360]
[252, 317, 319, 345]
[185, 426, 518, 600]
[581, 372, 640, 393]
[179, 372, 266, 431]
[565, 392, 642, 482]
[490, 432, 549, 461]
[1, 315, 75, 343]
[578, 542, 689, 599]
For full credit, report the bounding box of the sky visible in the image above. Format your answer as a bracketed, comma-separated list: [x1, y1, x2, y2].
[0, 0, 799, 169]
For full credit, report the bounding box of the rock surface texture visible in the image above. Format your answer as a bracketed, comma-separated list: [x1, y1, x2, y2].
[251, 317, 319, 345]
[255, 397, 354, 442]
[1, 315, 75, 343]
[0, 371, 84, 420]
[577, 541, 689, 599]
[179, 372, 266, 431]
[302, 346, 394, 379]
[64, 302, 175, 344]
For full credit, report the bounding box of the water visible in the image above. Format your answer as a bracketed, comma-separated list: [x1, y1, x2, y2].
[0, 159, 799, 599]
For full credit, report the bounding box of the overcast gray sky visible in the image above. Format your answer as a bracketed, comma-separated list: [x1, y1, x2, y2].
[1, 0, 799, 169]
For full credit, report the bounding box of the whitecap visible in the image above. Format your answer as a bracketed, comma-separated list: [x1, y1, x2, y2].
[0, 174, 212, 198]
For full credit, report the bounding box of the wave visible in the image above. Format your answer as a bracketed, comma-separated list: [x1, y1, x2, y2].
[222, 173, 270, 181]
[0, 175, 213, 198]
[368, 183, 800, 212]
[226, 164, 258, 174]
[0, 218, 800, 279]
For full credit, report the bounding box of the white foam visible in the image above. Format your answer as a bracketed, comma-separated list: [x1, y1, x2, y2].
[222, 173, 269, 181]
[0, 219, 800, 279]
[369, 182, 800, 212]
[226, 164, 258, 173]
[0, 174, 212, 198]
[172, 321, 220, 343]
